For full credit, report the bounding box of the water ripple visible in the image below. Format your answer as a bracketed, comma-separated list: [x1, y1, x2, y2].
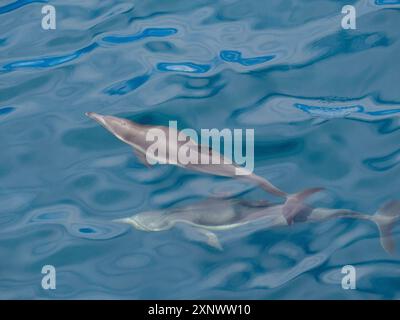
[364, 148, 400, 171]
[2, 43, 99, 71]
[103, 73, 151, 95]
[102, 27, 177, 44]
[0, 0, 47, 15]
[1, 0, 400, 299]
[234, 95, 400, 127]
[220, 50, 275, 66]
[375, 0, 400, 5]
[0, 106, 15, 116]
[157, 62, 211, 73]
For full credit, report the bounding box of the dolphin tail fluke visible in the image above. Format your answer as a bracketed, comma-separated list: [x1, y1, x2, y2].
[282, 187, 325, 224]
[372, 200, 400, 254]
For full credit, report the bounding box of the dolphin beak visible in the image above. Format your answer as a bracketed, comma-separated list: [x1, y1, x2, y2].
[112, 217, 146, 230]
[85, 112, 107, 126]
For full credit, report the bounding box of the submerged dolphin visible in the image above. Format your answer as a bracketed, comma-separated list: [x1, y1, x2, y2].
[86, 112, 320, 204]
[115, 197, 400, 254]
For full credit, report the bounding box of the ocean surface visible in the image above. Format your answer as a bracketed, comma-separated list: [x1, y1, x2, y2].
[1, 0, 400, 299]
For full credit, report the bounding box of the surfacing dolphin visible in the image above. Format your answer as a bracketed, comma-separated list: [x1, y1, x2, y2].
[86, 112, 322, 206]
[115, 197, 400, 254]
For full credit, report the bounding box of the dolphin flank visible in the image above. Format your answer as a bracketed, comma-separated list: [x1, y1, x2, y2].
[114, 197, 400, 254]
[85, 112, 312, 200]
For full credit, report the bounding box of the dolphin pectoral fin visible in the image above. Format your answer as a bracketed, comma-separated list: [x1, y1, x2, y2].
[198, 229, 223, 251]
[179, 225, 223, 250]
[133, 149, 152, 168]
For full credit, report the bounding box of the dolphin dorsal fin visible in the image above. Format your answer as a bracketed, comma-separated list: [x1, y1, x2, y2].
[282, 188, 324, 224]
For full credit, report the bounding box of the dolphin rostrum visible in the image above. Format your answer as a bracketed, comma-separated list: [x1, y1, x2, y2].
[86, 112, 322, 204]
[115, 197, 400, 254]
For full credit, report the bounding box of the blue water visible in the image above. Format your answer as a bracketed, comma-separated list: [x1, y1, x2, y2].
[1, 0, 400, 299]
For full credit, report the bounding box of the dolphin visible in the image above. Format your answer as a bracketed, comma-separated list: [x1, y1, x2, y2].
[85, 112, 322, 204]
[115, 197, 400, 254]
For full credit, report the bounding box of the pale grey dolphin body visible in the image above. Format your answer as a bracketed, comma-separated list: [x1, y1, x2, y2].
[116, 198, 400, 254]
[85, 112, 314, 200]
[116, 198, 287, 250]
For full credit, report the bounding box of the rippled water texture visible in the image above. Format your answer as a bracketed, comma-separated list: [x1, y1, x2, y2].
[1, 0, 400, 299]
